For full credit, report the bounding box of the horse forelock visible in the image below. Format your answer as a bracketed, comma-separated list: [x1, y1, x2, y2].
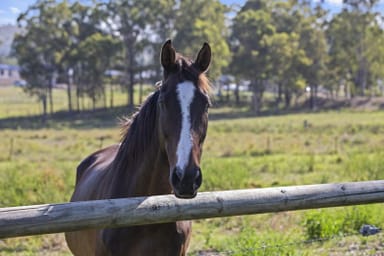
[174, 55, 212, 95]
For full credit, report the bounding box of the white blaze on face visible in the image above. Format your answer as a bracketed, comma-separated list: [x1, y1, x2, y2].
[176, 81, 196, 172]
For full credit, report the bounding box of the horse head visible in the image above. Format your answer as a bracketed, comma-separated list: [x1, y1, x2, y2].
[158, 40, 211, 199]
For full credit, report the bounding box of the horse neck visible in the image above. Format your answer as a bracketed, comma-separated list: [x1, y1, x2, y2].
[109, 92, 172, 198]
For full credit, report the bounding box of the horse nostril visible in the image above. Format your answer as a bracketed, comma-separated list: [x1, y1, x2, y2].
[171, 168, 182, 186]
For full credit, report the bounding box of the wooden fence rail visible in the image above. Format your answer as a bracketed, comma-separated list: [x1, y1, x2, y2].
[1, 180, 384, 239]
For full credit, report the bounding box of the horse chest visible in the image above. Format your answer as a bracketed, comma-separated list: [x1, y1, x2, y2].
[101, 221, 191, 256]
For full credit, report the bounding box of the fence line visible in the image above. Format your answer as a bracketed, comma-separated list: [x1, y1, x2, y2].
[0, 180, 384, 239]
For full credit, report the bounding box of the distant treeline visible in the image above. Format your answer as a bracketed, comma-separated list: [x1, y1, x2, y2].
[11, 0, 384, 116]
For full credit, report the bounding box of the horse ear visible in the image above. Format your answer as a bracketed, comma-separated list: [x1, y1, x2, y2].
[195, 42, 211, 73]
[161, 39, 176, 71]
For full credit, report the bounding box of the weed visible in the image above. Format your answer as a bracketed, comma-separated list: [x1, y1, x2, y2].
[303, 206, 379, 240]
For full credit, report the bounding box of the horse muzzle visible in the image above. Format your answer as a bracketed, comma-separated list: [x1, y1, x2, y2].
[170, 167, 202, 199]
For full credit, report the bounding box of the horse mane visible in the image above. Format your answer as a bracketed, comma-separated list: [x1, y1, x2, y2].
[197, 72, 211, 95]
[113, 90, 160, 171]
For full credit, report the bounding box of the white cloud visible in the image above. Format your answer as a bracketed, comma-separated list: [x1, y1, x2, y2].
[9, 7, 21, 14]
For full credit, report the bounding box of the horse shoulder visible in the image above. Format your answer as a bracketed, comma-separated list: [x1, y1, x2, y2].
[76, 154, 97, 185]
[71, 144, 119, 202]
[75, 144, 119, 185]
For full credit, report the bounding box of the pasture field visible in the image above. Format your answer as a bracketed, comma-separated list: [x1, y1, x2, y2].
[0, 86, 384, 255]
[0, 85, 153, 119]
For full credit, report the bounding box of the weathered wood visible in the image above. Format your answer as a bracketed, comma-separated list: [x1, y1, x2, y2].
[0, 180, 383, 239]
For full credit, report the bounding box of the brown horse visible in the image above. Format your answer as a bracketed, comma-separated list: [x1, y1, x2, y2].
[65, 40, 211, 256]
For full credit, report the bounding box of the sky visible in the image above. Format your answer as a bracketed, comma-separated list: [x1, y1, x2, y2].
[0, 0, 384, 25]
[0, 0, 30, 25]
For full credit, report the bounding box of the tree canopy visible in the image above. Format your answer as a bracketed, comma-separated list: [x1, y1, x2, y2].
[11, 0, 384, 115]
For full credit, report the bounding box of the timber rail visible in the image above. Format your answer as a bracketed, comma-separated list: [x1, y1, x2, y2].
[0, 180, 383, 239]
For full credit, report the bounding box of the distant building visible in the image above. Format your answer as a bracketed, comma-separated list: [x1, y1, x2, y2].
[0, 64, 21, 86]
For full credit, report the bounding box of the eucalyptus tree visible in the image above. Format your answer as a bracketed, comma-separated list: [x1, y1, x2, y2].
[66, 1, 120, 111]
[230, 0, 330, 111]
[364, 21, 384, 96]
[294, 2, 328, 109]
[106, 0, 165, 107]
[146, 0, 176, 80]
[174, 0, 231, 81]
[13, 32, 50, 118]
[231, 0, 275, 112]
[13, 0, 72, 116]
[13, 0, 119, 113]
[327, 0, 384, 97]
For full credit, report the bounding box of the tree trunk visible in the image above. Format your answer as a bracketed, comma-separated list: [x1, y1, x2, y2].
[309, 84, 318, 110]
[41, 94, 47, 124]
[48, 72, 56, 114]
[67, 74, 73, 112]
[234, 82, 240, 106]
[279, 83, 283, 103]
[251, 80, 264, 113]
[361, 61, 368, 97]
[139, 71, 143, 105]
[275, 82, 283, 109]
[128, 66, 135, 108]
[123, 31, 136, 108]
[110, 83, 114, 108]
[226, 84, 230, 103]
[76, 86, 80, 112]
[48, 85, 53, 114]
[284, 89, 292, 109]
[103, 88, 107, 109]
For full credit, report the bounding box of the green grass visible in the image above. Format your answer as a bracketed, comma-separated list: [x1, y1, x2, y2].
[197, 111, 384, 255]
[1, 86, 384, 255]
[0, 84, 153, 118]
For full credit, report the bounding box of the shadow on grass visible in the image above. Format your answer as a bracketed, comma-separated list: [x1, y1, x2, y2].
[0, 106, 134, 130]
[0, 106, 305, 130]
[0, 105, 269, 130]
[1, 96, 368, 130]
